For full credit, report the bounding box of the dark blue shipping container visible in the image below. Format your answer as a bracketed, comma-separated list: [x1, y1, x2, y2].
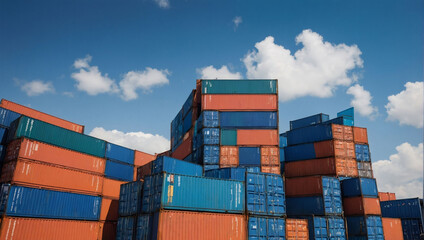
[279, 148, 285, 162]
[346, 216, 384, 240]
[116, 216, 136, 240]
[105, 160, 134, 181]
[279, 133, 287, 148]
[119, 181, 143, 217]
[341, 178, 378, 198]
[248, 216, 285, 239]
[402, 219, 422, 240]
[355, 144, 370, 162]
[203, 164, 219, 171]
[284, 143, 316, 162]
[182, 110, 192, 134]
[220, 111, 277, 129]
[199, 128, 220, 145]
[171, 109, 183, 149]
[324, 116, 354, 126]
[380, 198, 423, 220]
[0, 126, 6, 145]
[0, 145, 5, 162]
[290, 113, 330, 130]
[196, 111, 219, 130]
[194, 145, 219, 165]
[183, 153, 193, 163]
[239, 147, 261, 166]
[152, 156, 203, 177]
[302, 216, 346, 240]
[287, 123, 341, 146]
[205, 167, 247, 181]
[182, 90, 194, 118]
[135, 214, 151, 240]
[0, 185, 101, 220]
[0, 107, 21, 128]
[106, 142, 135, 165]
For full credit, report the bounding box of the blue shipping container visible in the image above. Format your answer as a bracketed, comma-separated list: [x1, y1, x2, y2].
[105, 160, 134, 182]
[199, 128, 220, 145]
[341, 178, 378, 198]
[290, 113, 330, 130]
[355, 144, 370, 162]
[116, 216, 136, 240]
[194, 145, 219, 165]
[136, 214, 152, 240]
[182, 110, 192, 134]
[196, 111, 219, 130]
[380, 198, 423, 220]
[0, 107, 21, 128]
[0, 185, 101, 220]
[346, 216, 384, 240]
[205, 167, 247, 181]
[152, 156, 203, 177]
[119, 181, 143, 217]
[203, 164, 219, 171]
[248, 216, 285, 239]
[279, 133, 287, 148]
[220, 111, 277, 129]
[182, 90, 194, 118]
[142, 173, 245, 213]
[402, 219, 422, 240]
[0, 126, 6, 145]
[303, 216, 346, 240]
[287, 123, 347, 146]
[337, 107, 354, 120]
[106, 142, 135, 165]
[324, 116, 354, 126]
[0, 145, 5, 162]
[239, 147, 261, 166]
[284, 143, 316, 162]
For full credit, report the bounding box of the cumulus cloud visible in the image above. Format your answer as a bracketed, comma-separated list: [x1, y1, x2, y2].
[197, 65, 243, 79]
[373, 142, 423, 199]
[243, 29, 363, 102]
[120, 68, 170, 101]
[154, 0, 170, 8]
[346, 84, 378, 120]
[385, 81, 423, 128]
[21, 80, 55, 96]
[233, 16, 242, 29]
[89, 127, 170, 155]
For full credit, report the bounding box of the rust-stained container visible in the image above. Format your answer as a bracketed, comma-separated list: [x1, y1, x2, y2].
[220, 146, 239, 167]
[0, 99, 84, 133]
[286, 219, 309, 240]
[151, 210, 246, 240]
[343, 197, 381, 216]
[202, 94, 278, 111]
[137, 162, 153, 181]
[286, 176, 332, 197]
[171, 136, 192, 160]
[0, 217, 99, 240]
[99, 221, 117, 240]
[261, 165, 280, 174]
[237, 130, 278, 146]
[103, 178, 126, 199]
[261, 146, 280, 165]
[353, 127, 368, 144]
[100, 197, 119, 221]
[332, 125, 353, 142]
[378, 192, 396, 202]
[382, 217, 404, 240]
[5, 138, 105, 174]
[314, 140, 355, 159]
[1, 158, 103, 195]
[134, 150, 156, 167]
[285, 157, 358, 178]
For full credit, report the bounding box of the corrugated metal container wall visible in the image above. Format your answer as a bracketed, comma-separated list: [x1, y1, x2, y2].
[346, 216, 384, 239]
[0, 107, 21, 127]
[286, 219, 309, 240]
[196, 111, 219, 130]
[341, 178, 378, 198]
[237, 129, 278, 145]
[378, 192, 396, 202]
[343, 197, 381, 216]
[303, 216, 346, 240]
[0, 127, 7, 145]
[171, 136, 192, 160]
[195, 145, 219, 165]
[205, 167, 247, 181]
[182, 111, 192, 133]
[401, 219, 422, 240]
[151, 210, 247, 240]
[105, 160, 134, 181]
[220, 146, 239, 168]
[116, 216, 136, 240]
[285, 157, 358, 178]
[260, 146, 280, 165]
[220, 129, 237, 146]
[152, 156, 203, 176]
[137, 162, 153, 181]
[287, 124, 353, 146]
[382, 217, 404, 240]
[248, 216, 285, 239]
[0, 185, 101, 220]
[239, 147, 261, 166]
[324, 116, 354, 126]
[102, 178, 126, 199]
[357, 161, 374, 178]
[220, 111, 278, 129]
[0, 217, 100, 240]
[100, 197, 119, 221]
[353, 127, 368, 144]
[99, 221, 117, 240]
[106, 143, 135, 165]
[136, 214, 152, 240]
[261, 165, 280, 175]
[289, 113, 330, 130]
[1, 99, 85, 133]
[201, 79, 277, 94]
[285, 176, 341, 198]
[119, 181, 143, 217]
[134, 150, 156, 167]
[9, 116, 106, 158]
[380, 198, 423, 219]
[202, 94, 278, 111]
[355, 144, 370, 161]
[182, 90, 194, 117]
[5, 138, 105, 174]
[286, 195, 342, 216]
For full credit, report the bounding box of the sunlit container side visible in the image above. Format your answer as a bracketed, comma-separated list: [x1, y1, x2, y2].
[338, 107, 354, 119]
[382, 218, 404, 240]
[290, 113, 330, 130]
[286, 219, 309, 240]
[136, 214, 152, 240]
[137, 162, 153, 181]
[134, 150, 156, 167]
[202, 94, 278, 111]
[0, 159, 103, 195]
[151, 210, 247, 240]
[103, 178, 126, 199]
[280, 133, 288, 148]
[0, 185, 101, 220]
[353, 127, 368, 144]
[261, 165, 281, 175]
[119, 181, 143, 217]
[302, 216, 346, 240]
[220, 129, 237, 146]
[0, 107, 21, 128]
[182, 90, 195, 118]
[341, 177, 378, 198]
[237, 129, 278, 146]
[346, 216, 384, 239]
[0, 217, 100, 240]
[380, 198, 423, 220]
[357, 162, 374, 178]
[343, 197, 381, 216]
[0, 99, 84, 133]
[142, 173, 245, 213]
[194, 145, 219, 165]
[378, 192, 396, 202]
[152, 156, 203, 176]
[239, 147, 261, 166]
[324, 116, 354, 126]
[105, 160, 134, 182]
[201, 79, 277, 94]
[285, 157, 358, 178]
[195, 111, 219, 131]
[0, 127, 7, 145]
[106, 143, 134, 165]
[248, 216, 285, 239]
[100, 197, 119, 221]
[5, 138, 105, 174]
[8, 116, 106, 158]
[99, 221, 117, 240]
[171, 135, 192, 160]
[203, 164, 219, 171]
[402, 219, 422, 240]
[355, 144, 370, 161]
[220, 146, 239, 168]
[287, 124, 353, 146]
[116, 216, 136, 240]
[260, 146, 280, 165]
[220, 111, 278, 129]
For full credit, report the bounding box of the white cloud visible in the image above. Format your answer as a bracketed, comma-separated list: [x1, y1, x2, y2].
[346, 84, 378, 120]
[89, 127, 170, 155]
[373, 142, 423, 199]
[233, 16, 242, 29]
[154, 0, 170, 8]
[385, 81, 423, 128]
[197, 65, 243, 79]
[120, 68, 170, 101]
[21, 80, 55, 96]
[243, 29, 363, 102]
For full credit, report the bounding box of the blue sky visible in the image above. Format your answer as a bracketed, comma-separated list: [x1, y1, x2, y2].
[0, 0, 422, 197]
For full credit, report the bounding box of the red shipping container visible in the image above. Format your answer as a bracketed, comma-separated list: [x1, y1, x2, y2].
[171, 136, 192, 160]
[202, 94, 278, 111]
[260, 146, 280, 165]
[261, 165, 280, 175]
[285, 157, 358, 178]
[378, 192, 397, 202]
[220, 146, 239, 167]
[137, 162, 153, 181]
[353, 127, 368, 144]
[237, 130, 278, 146]
[134, 150, 155, 167]
[314, 140, 355, 159]
[99, 221, 117, 240]
[5, 138, 105, 174]
[343, 197, 381, 216]
[0, 217, 99, 240]
[0, 158, 103, 195]
[103, 178, 126, 199]
[286, 219, 309, 240]
[382, 218, 404, 240]
[286, 176, 329, 197]
[100, 198, 119, 221]
[1, 99, 84, 133]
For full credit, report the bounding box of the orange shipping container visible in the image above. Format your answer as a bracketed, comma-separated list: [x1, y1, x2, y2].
[5, 138, 105, 174]
[1, 99, 84, 133]
[331, 124, 353, 142]
[314, 140, 355, 159]
[171, 136, 192, 160]
[154, 210, 246, 240]
[261, 165, 280, 175]
[0, 159, 103, 195]
[343, 197, 381, 216]
[134, 150, 156, 167]
[237, 130, 278, 146]
[379, 192, 396, 202]
[286, 176, 327, 197]
[202, 94, 277, 111]
[261, 146, 280, 165]
[100, 198, 119, 221]
[0, 217, 99, 240]
[382, 218, 404, 240]
[102, 178, 126, 199]
[353, 127, 368, 144]
[285, 157, 358, 178]
[99, 221, 117, 240]
[286, 219, 309, 240]
[220, 146, 239, 167]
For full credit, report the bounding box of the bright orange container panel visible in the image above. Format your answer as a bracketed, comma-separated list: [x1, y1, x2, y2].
[286, 176, 326, 197]
[314, 140, 355, 159]
[237, 130, 278, 146]
[286, 219, 309, 240]
[0, 217, 99, 240]
[171, 136, 192, 160]
[0, 99, 84, 133]
[382, 218, 404, 240]
[100, 197, 119, 221]
[285, 157, 358, 178]
[261, 165, 280, 175]
[154, 210, 246, 240]
[343, 197, 381, 216]
[5, 138, 105, 174]
[260, 146, 279, 165]
[102, 178, 126, 199]
[99, 221, 117, 240]
[134, 150, 156, 167]
[201, 94, 277, 111]
[353, 127, 368, 144]
[332, 124, 353, 142]
[0, 158, 103, 195]
[379, 192, 396, 202]
[220, 146, 239, 167]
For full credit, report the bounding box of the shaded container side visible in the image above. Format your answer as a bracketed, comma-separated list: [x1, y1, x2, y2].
[100, 197, 119, 221]
[302, 216, 346, 240]
[116, 216, 136, 240]
[355, 144, 371, 162]
[248, 216, 285, 239]
[152, 156, 203, 177]
[136, 214, 152, 240]
[237, 129, 279, 146]
[0, 107, 21, 128]
[182, 110, 193, 134]
[194, 145, 219, 165]
[194, 128, 220, 148]
[182, 90, 195, 118]
[201, 79, 277, 94]
[202, 94, 278, 111]
[203, 164, 219, 171]
[103, 178, 127, 199]
[99, 221, 118, 240]
[286, 195, 343, 216]
[346, 216, 384, 239]
[378, 192, 396, 202]
[290, 113, 330, 130]
[380, 198, 423, 220]
[286, 218, 309, 239]
[341, 177, 378, 198]
[353, 127, 368, 144]
[239, 147, 261, 166]
[220, 129, 237, 146]
[287, 124, 353, 146]
[401, 219, 422, 240]
[205, 167, 247, 181]
[171, 135, 192, 160]
[119, 181, 143, 217]
[285, 157, 358, 178]
[137, 162, 153, 181]
[134, 150, 156, 167]
[382, 217, 404, 240]
[106, 142, 134, 165]
[343, 196, 382, 216]
[279, 133, 287, 148]
[285, 176, 341, 198]
[196, 111, 219, 130]
[220, 111, 278, 129]
[0, 126, 7, 145]
[105, 160, 134, 182]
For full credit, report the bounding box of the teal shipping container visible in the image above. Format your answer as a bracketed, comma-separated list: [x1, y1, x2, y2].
[220, 129, 237, 146]
[201, 79, 277, 94]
